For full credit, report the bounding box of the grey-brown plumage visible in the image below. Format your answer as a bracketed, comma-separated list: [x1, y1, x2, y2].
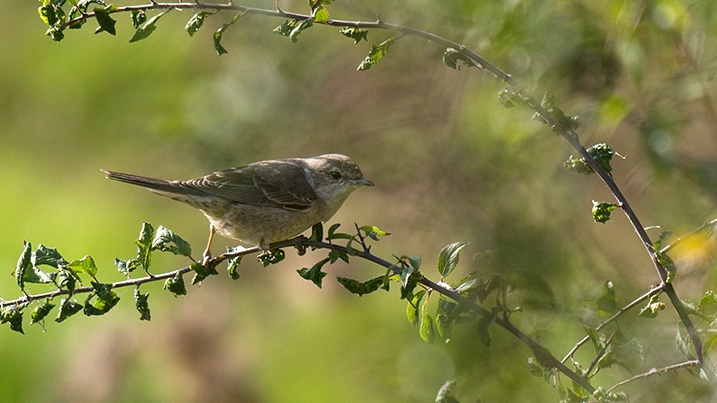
[103, 154, 373, 258]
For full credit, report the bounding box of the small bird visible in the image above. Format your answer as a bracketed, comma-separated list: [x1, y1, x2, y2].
[103, 154, 373, 262]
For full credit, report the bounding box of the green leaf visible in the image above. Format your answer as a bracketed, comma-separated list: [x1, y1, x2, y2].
[1, 307, 24, 334]
[190, 262, 219, 285]
[45, 26, 65, 41]
[438, 242, 468, 278]
[592, 201, 618, 224]
[186, 11, 211, 37]
[55, 269, 77, 293]
[443, 48, 475, 70]
[357, 37, 396, 71]
[227, 255, 242, 280]
[700, 290, 717, 307]
[14, 241, 32, 291]
[407, 289, 426, 327]
[565, 143, 618, 175]
[639, 294, 665, 318]
[115, 258, 140, 276]
[419, 300, 435, 344]
[676, 321, 695, 360]
[258, 249, 285, 267]
[328, 248, 349, 264]
[129, 10, 169, 43]
[164, 271, 187, 297]
[587, 143, 616, 174]
[136, 222, 154, 272]
[68, 6, 87, 30]
[65, 255, 98, 278]
[38, 3, 66, 27]
[309, 222, 324, 242]
[151, 225, 192, 257]
[336, 275, 385, 296]
[361, 225, 390, 240]
[30, 300, 55, 326]
[297, 258, 329, 288]
[93, 4, 117, 36]
[436, 298, 457, 343]
[55, 298, 83, 323]
[534, 92, 579, 134]
[273, 18, 314, 43]
[33, 244, 68, 268]
[339, 27, 368, 44]
[213, 12, 245, 55]
[134, 288, 151, 321]
[83, 282, 120, 316]
[313, 6, 329, 23]
[130, 9, 146, 29]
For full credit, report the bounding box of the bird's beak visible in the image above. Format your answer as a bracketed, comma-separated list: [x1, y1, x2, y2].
[355, 177, 374, 186]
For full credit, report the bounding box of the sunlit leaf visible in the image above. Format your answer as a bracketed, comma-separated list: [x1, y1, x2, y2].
[65, 255, 98, 278]
[407, 289, 425, 327]
[438, 242, 468, 278]
[164, 271, 187, 297]
[55, 298, 82, 323]
[151, 225, 192, 257]
[186, 11, 211, 37]
[357, 37, 395, 71]
[134, 288, 151, 321]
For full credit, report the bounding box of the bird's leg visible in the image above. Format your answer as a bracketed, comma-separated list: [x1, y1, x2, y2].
[202, 225, 216, 266]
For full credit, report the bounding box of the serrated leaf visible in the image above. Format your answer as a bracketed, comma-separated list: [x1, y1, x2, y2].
[115, 258, 140, 276]
[190, 261, 218, 285]
[357, 37, 395, 71]
[339, 26, 368, 44]
[258, 249, 285, 267]
[336, 275, 385, 296]
[186, 11, 211, 37]
[30, 300, 55, 325]
[0, 307, 24, 334]
[297, 258, 329, 288]
[591, 201, 617, 224]
[587, 143, 616, 174]
[151, 225, 192, 257]
[32, 244, 67, 268]
[65, 255, 98, 278]
[55, 298, 83, 323]
[213, 11, 244, 55]
[55, 269, 77, 293]
[134, 288, 151, 321]
[227, 255, 242, 280]
[93, 4, 117, 36]
[83, 282, 120, 316]
[15, 241, 32, 291]
[129, 9, 168, 43]
[164, 271, 187, 297]
[407, 289, 425, 327]
[136, 222, 154, 272]
[419, 300, 435, 344]
[438, 242, 468, 278]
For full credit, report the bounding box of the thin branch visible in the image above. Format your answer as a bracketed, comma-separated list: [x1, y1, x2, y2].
[606, 360, 701, 393]
[561, 284, 664, 364]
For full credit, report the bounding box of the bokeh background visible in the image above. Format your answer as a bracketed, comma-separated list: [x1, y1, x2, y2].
[2, 0, 717, 401]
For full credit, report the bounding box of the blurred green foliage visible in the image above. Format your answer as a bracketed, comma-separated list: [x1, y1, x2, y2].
[1, 0, 717, 401]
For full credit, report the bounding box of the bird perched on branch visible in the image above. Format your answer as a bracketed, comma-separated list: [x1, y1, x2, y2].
[103, 154, 373, 262]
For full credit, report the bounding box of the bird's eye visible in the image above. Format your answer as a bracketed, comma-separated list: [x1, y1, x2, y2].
[329, 170, 343, 180]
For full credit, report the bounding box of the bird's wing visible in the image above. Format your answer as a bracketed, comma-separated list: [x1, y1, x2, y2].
[182, 160, 317, 211]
